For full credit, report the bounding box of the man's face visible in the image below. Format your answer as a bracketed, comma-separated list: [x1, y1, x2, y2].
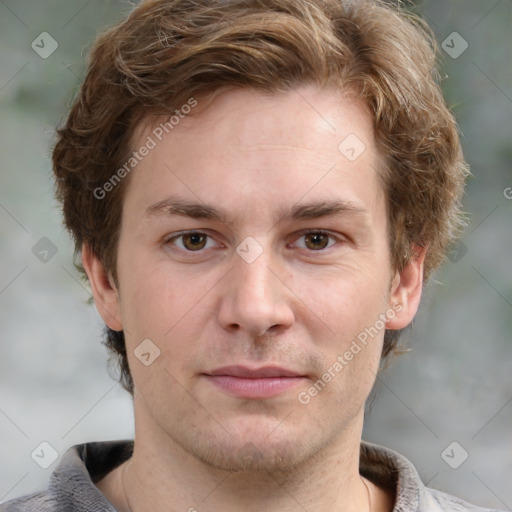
[89, 85, 418, 472]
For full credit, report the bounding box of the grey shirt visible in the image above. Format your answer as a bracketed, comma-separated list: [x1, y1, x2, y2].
[0, 440, 504, 511]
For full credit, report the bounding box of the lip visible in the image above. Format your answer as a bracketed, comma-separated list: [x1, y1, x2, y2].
[203, 365, 307, 399]
[207, 365, 305, 378]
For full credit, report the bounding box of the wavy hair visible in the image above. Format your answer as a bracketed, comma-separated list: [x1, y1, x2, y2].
[53, 0, 469, 394]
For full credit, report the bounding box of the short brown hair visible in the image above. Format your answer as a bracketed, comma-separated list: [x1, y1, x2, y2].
[53, 0, 469, 394]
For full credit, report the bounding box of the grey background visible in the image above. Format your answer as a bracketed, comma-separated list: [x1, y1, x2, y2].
[0, 0, 511, 509]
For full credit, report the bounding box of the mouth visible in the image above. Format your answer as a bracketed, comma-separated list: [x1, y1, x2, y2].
[203, 365, 308, 399]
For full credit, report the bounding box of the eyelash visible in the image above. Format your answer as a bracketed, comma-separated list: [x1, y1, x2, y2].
[164, 230, 343, 253]
[164, 231, 220, 252]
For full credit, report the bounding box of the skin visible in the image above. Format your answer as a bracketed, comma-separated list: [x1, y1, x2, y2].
[85, 84, 425, 512]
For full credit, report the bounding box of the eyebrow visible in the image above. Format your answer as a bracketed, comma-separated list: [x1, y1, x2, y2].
[145, 198, 227, 222]
[288, 201, 367, 221]
[145, 197, 367, 224]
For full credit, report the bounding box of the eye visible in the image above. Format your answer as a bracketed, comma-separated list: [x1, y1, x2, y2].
[166, 232, 216, 251]
[293, 231, 338, 251]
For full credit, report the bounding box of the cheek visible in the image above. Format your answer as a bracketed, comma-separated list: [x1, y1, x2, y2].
[115, 242, 177, 336]
[117, 251, 221, 359]
[308, 286, 385, 408]
[122, 277, 187, 342]
[291, 263, 390, 338]
[291, 264, 388, 402]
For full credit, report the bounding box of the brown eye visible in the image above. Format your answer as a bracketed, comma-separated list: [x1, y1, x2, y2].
[181, 233, 208, 251]
[304, 232, 331, 250]
[167, 232, 211, 251]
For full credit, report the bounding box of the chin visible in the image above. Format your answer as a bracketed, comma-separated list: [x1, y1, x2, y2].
[172, 423, 333, 474]
[192, 441, 311, 473]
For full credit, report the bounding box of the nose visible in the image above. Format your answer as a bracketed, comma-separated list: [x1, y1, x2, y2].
[217, 250, 295, 336]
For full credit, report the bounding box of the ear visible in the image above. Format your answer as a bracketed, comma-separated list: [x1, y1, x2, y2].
[386, 245, 426, 330]
[82, 243, 123, 331]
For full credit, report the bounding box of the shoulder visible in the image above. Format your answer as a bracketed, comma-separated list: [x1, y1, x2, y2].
[0, 441, 132, 512]
[360, 441, 506, 512]
[421, 487, 505, 512]
[0, 488, 111, 512]
[0, 492, 55, 511]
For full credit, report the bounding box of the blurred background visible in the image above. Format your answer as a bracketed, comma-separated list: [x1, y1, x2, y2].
[0, 0, 511, 509]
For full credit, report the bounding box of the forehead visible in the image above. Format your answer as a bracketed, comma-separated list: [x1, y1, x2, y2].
[124, 85, 383, 223]
[146, 85, 375, 152]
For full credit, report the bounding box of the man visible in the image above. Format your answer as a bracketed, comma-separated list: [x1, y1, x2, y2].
[1, 0, 502, 511]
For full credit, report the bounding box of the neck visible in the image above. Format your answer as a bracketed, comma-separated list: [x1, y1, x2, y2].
[116, 409, 373, 512]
